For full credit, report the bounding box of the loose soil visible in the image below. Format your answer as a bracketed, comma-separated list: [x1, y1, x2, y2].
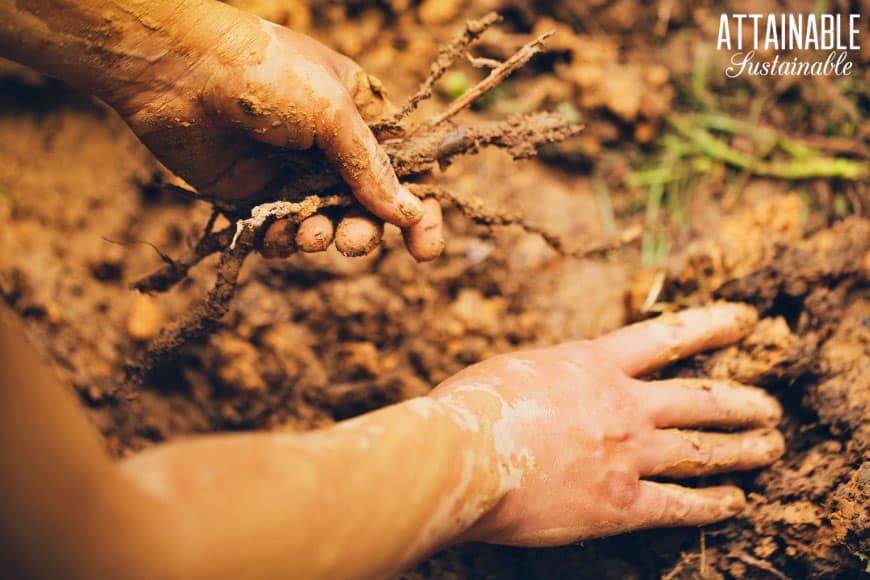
[0, 1, 867, 578]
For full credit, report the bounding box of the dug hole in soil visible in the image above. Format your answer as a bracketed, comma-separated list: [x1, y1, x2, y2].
[1, 3, 868, 579]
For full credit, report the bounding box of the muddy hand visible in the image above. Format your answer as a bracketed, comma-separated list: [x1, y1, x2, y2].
[99, 3, 442, 261]
[430, 302, 784, 546]
[260, 197, 445, 260]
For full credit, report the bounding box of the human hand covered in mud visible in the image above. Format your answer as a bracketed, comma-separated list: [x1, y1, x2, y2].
[119, 18, 449, 261]
[430, 302, 784, 546]
[0, 0, 444, 261]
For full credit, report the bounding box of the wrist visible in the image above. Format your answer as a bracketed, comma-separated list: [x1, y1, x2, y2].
[424, 389, 515, 546]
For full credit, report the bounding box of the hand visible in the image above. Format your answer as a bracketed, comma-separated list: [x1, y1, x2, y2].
[107, 6, 444, 261]
[430, 303, 784, 546]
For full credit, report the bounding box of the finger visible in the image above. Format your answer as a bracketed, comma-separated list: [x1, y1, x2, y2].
[593, 302, 758, 377]
[639, 428, 784, 478]
[315, 92, 423, 228]
[402, 197, 445, 262]
[334, 210, 383, 257]
[636, 378, 782, 429]
[260, 220, 298, 259]
[632, 482, 746, 528]
[296, 214, 335, 253]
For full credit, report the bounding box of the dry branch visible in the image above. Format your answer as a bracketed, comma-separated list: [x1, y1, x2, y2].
[375, 11, 502, 131]
[132, 224, 235, 293]
[419, 30, 554, 130]
[128, 235, 253, 384]
[412, 184, 642, 260]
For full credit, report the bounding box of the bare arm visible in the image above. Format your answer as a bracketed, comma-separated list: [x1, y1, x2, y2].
[1, 303, 784, 579]
[0, 308, 181, 579]
[0, 305, 502, 580]
[120, 397, 504, 579]
[0, 0, 226, 105]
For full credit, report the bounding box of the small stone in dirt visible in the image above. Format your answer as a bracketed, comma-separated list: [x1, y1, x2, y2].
[127, 293, 163, 341]
[450, 288, 506, 335]
[418, 0, 461, 25]
[212, 333, 267, 392]
[338, 341, 383, 377]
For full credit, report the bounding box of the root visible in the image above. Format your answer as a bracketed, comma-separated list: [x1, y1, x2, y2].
[132, 224, 235, 293]
[128, 234, 253, 384]
[229, 194, 351, 249]
[412, 184, 643, 259]
[418, 29, 554, 131]
[128, 13, 632, 379]
[375, 11, 502, 131]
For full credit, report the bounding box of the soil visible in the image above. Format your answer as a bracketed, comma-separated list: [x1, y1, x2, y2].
[0, 1, 868, 578]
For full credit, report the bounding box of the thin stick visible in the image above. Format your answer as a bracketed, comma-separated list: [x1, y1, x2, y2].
[375, 12, 502, 130]
[730, 552, 788, 580]
[411, 184, 641, 259]
[699, 528, 707, 578]
[131, 225, 235, 293]
[133, 195, 352, 294]
[128, 238, 253, 383]
[420, 30, 554, 131]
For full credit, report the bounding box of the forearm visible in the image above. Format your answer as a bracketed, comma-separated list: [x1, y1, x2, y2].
[0, 308, 180, 579]
[121, 396, 505, 580]
[0, 0, 259, 109]
[0, 302, 506, 580]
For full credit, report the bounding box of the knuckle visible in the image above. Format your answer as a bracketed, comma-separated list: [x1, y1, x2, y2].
[603, 469, 640, 510]
[562, 340, 600, 368]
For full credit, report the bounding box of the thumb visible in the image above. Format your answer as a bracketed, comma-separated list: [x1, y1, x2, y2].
[323, 49, 396, 123]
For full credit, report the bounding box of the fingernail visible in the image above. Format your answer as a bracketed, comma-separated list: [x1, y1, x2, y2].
[763, 429, 786, 459]
[397, 186, 423, 222]
[726, 489, 746, 513]
[296, 215, 334, 252]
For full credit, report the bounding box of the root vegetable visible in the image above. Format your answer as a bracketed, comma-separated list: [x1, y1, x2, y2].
[126, 13, 643, 382]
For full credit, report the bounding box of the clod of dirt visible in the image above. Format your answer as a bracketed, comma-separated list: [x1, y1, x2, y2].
[127, 294, 164, 341]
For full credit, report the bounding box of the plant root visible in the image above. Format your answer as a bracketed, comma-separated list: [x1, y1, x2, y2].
[128, 14, 636, 379]
[127, 234, 253, 385]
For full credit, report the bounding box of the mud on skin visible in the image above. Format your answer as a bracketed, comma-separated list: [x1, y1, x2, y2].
[0, 2, 867, 579]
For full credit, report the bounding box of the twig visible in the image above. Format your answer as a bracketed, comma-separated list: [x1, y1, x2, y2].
[700, 528, 707, 578]
[466, 54, 502, 69]
[128, 236, 253, 383]
[229, 194, 351, 248]
[131, 225, 235, 293]
[420, 30, 555, 130]
[101, 237, 175, 268]
[374, 12, 501, 131]
[730, 551, 788, 580]
[412, 184, 641, 259]
[133, 114, 579, 295]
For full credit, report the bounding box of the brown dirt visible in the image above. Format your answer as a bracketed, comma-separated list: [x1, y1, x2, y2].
[1, 1, 868, 578]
